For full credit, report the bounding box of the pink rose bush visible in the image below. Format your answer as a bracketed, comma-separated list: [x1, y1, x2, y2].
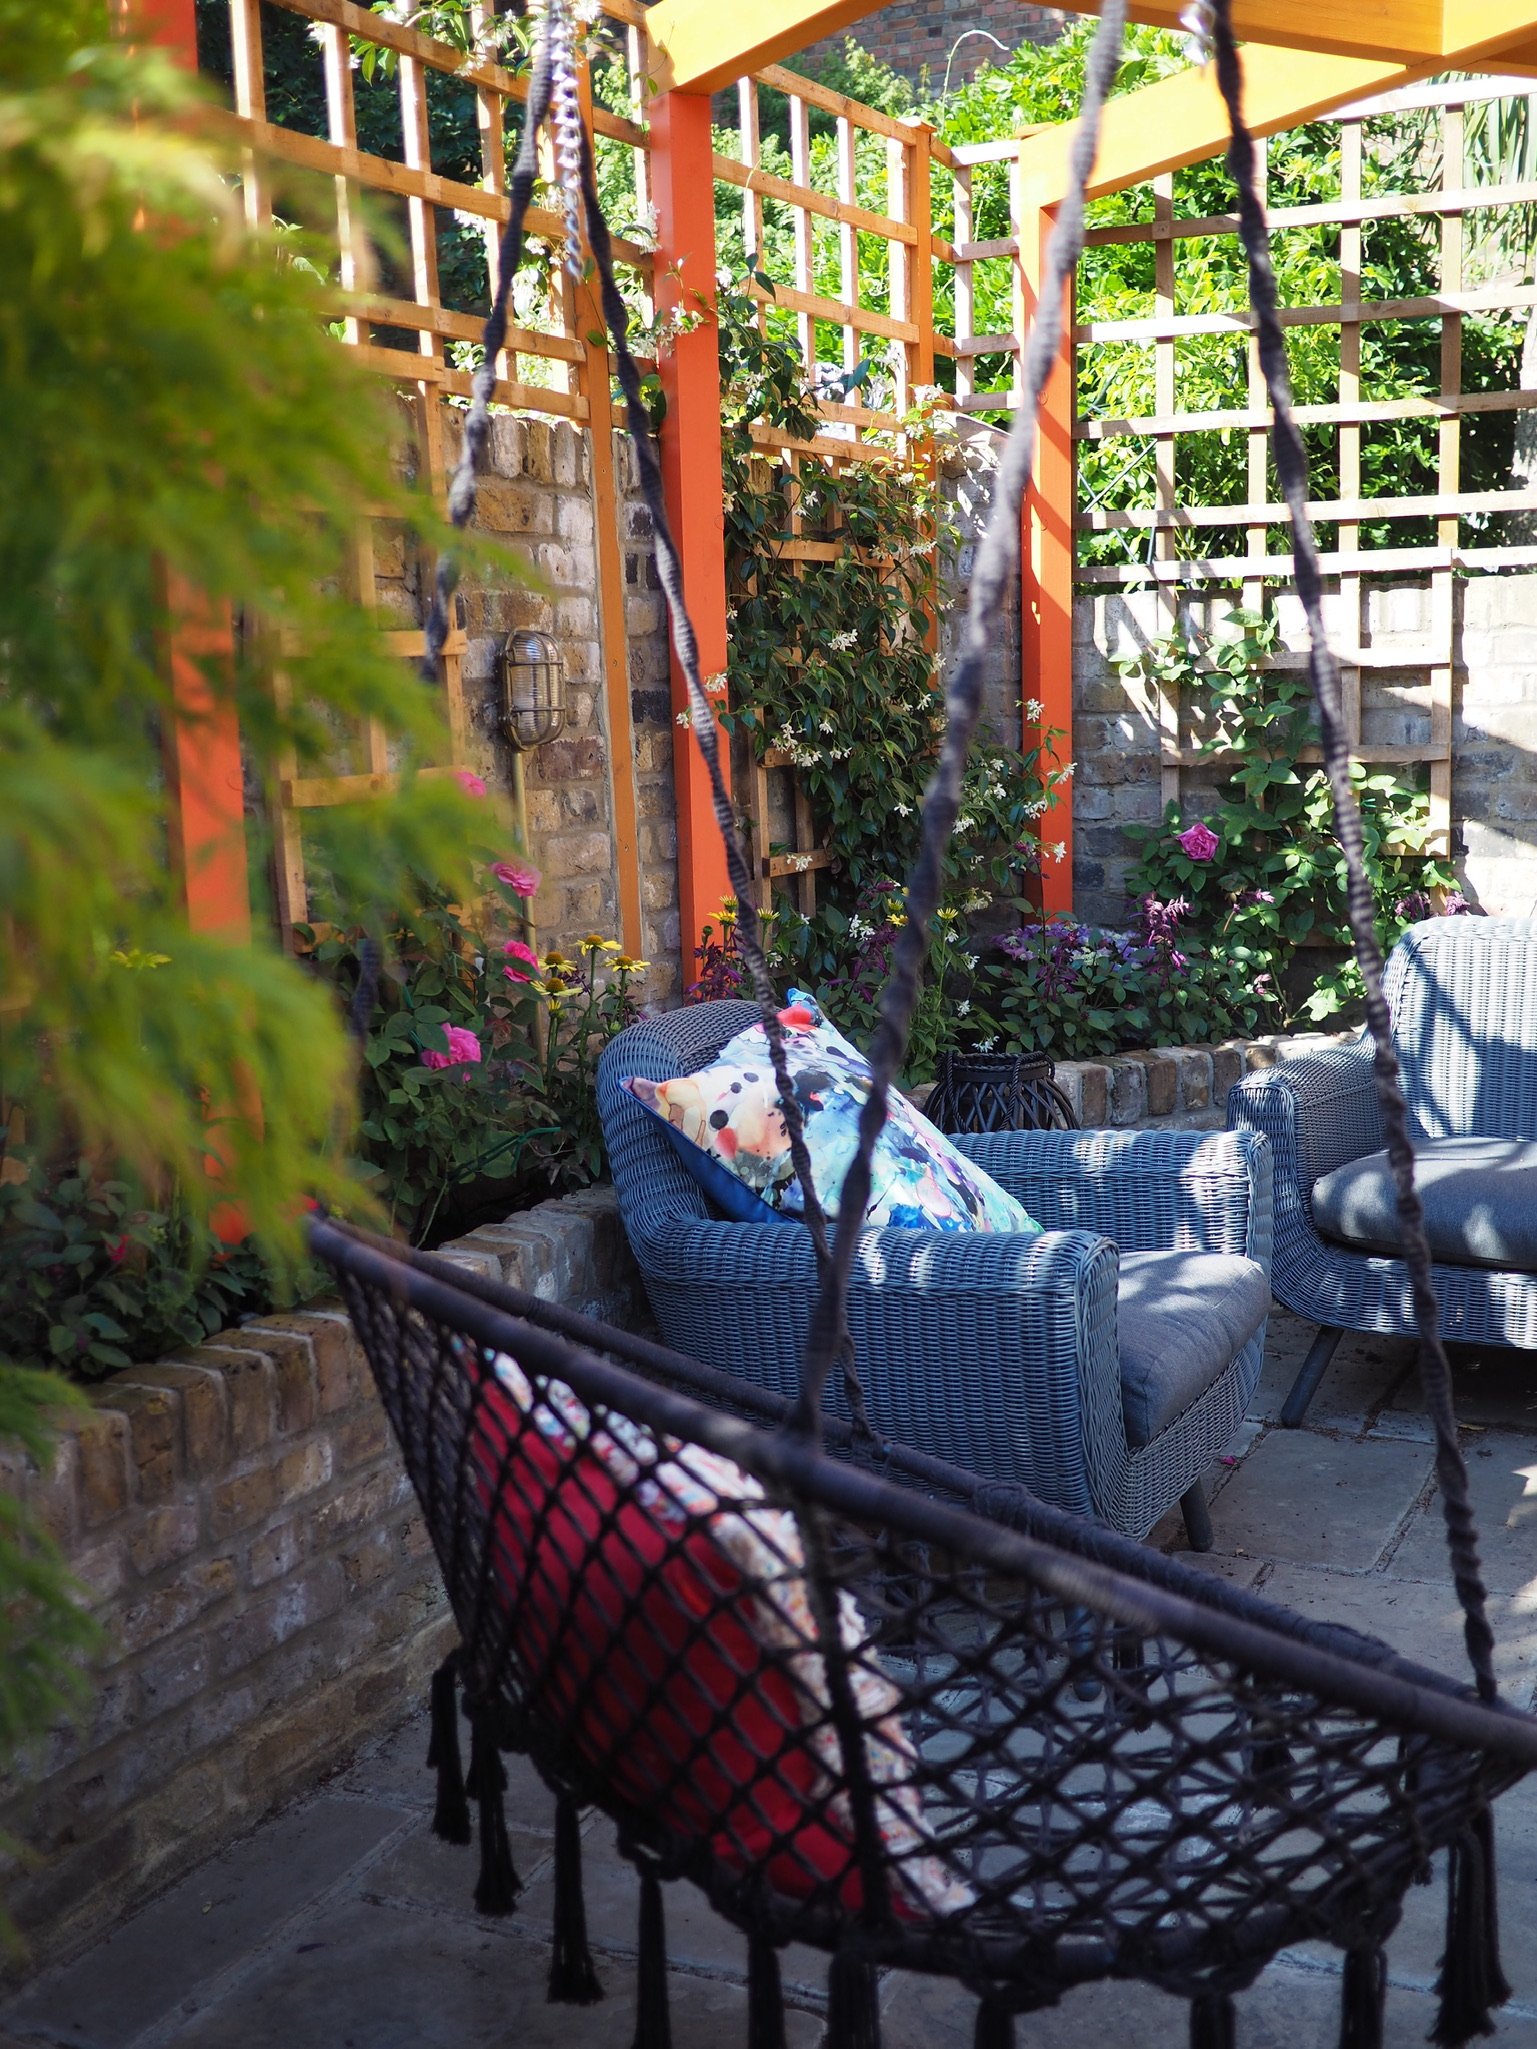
[503, 937, 540, 984]
[455, 769, 488, 798]
[1176, 821, 1220, 863]
[420, 1024, 482, 1070]
[491, 859, 541, 897]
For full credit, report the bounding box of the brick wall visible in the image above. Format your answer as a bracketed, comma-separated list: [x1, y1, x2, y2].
[1072, 576, 1537, 930]
[796, 0, 1064, 87]
[0, 1190, 643, 1982]
[375, 410, 682, 1003]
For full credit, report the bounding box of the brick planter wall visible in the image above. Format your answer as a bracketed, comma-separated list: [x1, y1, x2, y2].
[0, 1188, 642, 1983]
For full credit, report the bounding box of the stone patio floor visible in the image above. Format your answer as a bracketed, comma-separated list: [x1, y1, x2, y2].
[7, 1303, 1537, 2049]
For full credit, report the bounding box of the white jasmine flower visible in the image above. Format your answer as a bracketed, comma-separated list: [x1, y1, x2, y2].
[828, 630, 859, 652]
[819, 718, 835, 734]
[1023, 698, 1045, 721]
[894, 801, 912, 817]
[956, 815, 976, 834]
[1051, 840, 1068, 862]
[956, 999, 971, 1016]
[977, 1036, 998, 1053]
[676, 709, 693, 728]
[963, 953, 979, 970]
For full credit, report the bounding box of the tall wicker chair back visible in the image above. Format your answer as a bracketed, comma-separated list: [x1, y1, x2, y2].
[322, 2, 1537, 2044]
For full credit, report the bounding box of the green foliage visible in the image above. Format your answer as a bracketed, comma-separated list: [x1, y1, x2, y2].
[1123, 609, 1459, 1024]
[711, 283, 1065, 1077]
[981, 908, 1273, 1059]
[0, 0, 527, 1778]
[302, 889, 642, 1242]
[0, 1173, 276, 1382]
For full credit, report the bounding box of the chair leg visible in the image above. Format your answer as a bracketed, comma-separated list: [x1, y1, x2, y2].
[1180, 1482, 1213, 1553]
[1281, 1325, 1345, 1429]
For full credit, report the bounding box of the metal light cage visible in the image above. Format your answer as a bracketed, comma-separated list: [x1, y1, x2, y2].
[497, 630, 567, 752]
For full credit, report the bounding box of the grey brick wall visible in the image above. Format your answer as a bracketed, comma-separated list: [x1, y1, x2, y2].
[796, 1, 1065, 88]
[1071, 576, 1537, 930]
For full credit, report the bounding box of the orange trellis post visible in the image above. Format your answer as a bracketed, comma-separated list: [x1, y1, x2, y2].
[139, 0, 253, 951]
[650, 87, 734, 966]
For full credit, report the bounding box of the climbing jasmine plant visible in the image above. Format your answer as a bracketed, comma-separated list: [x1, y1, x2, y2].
[1125, 608, 1460, 1023]
[712, 286, 1065, 1071]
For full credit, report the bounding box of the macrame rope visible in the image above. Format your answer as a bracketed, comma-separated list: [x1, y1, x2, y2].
[789, 0, 1129, 1424]
[1209, 0, 1497, 1703]
[572, 97, 875, 1439]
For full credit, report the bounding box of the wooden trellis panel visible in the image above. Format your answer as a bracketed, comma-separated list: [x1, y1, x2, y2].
[717, 69, 940, 914]
[206, 0, 653, 945]
[1056, 77, 1537, 860]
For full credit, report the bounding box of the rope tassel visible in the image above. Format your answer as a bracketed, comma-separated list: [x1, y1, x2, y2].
[631, 1866, 672, 2049]
[425, 1657, 471, 1846]
[1190, 1992, 1236, 2049]
[468, 1708, 521, 1916]
[1434, 1810, 1511, 2047]
[1339, 1946, 1387, 2049]
[826, 1949, 882, 2049]
[974, 1994, 1016, 2049]
[548, 1793, 603, 2005]
[748, 1933, 786, 2049]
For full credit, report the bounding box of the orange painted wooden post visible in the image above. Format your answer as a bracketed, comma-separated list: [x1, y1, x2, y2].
[1019, 193, 1075, 917]
[650, 87, 733, 976]
[139, 0, 253, 948]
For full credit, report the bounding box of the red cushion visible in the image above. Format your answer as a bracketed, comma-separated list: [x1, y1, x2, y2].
[469, 1374, 862, 1905]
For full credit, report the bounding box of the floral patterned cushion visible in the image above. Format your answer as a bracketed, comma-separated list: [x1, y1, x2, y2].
[624, 993, 1040, 1234]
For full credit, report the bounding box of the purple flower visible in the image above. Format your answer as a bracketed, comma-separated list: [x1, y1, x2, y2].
[1176, 821, 1220, 863]
[1395, 890, 1432, 923]
[1443, 892, 1474, 916]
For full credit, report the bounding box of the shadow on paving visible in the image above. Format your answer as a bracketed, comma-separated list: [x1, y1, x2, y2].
[7, 1305, 1537, 2049]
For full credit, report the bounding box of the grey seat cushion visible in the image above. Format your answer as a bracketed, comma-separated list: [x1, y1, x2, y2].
[1117, 1249, 1271, 1449]
[1312, 1137, 1537, 1271]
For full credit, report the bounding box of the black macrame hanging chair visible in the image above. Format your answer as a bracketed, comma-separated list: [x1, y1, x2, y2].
[310, 5, 1537, 2046]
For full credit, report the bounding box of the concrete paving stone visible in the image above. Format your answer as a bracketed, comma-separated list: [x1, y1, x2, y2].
[163, 1896, 820, 2049]
[1, 1798, 411, 2049]
[1254, 1562, 1537, 1700]
[882, 1949, 1537, 2049]
[1388, 1429, 1537, 1594]
[1204, 1429, 1433, 1570]
[1247, 1314, 1411, 1435]
[330, 1709, 549, 1829]
[1387, 1344, 1537, 1433]
[363, 1813, 555, 1921]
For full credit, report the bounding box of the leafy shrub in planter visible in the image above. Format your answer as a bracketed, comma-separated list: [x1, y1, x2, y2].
[0, 1172, 275, 1381]
[302, 879, 644, 1244]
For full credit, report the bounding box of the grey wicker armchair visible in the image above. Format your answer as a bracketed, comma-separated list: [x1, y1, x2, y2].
[596, 1001, 1273, 1547]
[1230, 917, 1537, 1426]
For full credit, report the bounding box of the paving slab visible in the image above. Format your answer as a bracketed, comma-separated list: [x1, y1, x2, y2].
[162, 1896, 819, 2049]
[1388, 1430, 1537, 1595]
[1248, 1314, 1411, 1434]
[363, 1811, 556, 1921]
[1387, 1344, 1537, 1433]
[2, 1795, 411, 2049]
[1203, 1429, 1433, 1569]
[1254, 1562, 1537, 1702]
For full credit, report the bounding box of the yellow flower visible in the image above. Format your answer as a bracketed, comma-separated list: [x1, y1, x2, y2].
[580, 933, 622, 954]
[543, 950, 571, 969]
[936, 907, 959, 924]
[888, 913, 907, 928]
[614, 956, 650, 975]
[110, 947, 172, 970]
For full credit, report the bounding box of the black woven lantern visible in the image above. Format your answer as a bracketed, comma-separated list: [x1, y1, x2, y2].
[925, 1049, 1078, 1134]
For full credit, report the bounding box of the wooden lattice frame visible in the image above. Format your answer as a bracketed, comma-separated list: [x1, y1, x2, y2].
[209, 0, 654, 946]
[1066, 76, 1537, 857]
[715, 70, 938, 912]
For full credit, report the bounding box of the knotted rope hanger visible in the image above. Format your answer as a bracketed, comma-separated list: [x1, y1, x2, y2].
[417, 0, 1495, 1700]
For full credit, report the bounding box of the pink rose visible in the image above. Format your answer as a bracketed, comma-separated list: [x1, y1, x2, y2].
[491, 859, 541, 898]
[106, 1235, 130, 1267]
[502, 937, 539, 986]
[421, 1024, 482, 1070]
[455, 770, 488, 798]
[1176, 821, 1220, 863]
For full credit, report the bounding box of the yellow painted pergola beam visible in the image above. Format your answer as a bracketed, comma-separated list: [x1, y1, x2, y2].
[643, 0, 1447, 96]
[1012, 48, 1425, 205]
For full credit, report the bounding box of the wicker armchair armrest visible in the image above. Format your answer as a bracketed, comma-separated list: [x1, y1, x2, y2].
[953, 1127, 1272, 1266]
[1228, 1043, 1380, 1189]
